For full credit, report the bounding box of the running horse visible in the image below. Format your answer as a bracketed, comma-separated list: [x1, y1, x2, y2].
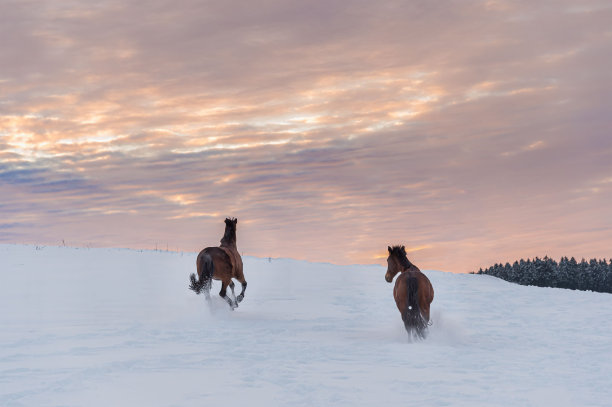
[385, 245, 434, 339]
[189, 218, 247, 309]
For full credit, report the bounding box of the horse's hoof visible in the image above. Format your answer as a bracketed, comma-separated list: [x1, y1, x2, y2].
[237, 294, 244, 303]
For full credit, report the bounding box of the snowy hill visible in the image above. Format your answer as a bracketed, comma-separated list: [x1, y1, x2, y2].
[1, 245, 611, 406]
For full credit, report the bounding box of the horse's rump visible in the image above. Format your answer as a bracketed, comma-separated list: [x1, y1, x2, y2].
[199, 247, 233, 278]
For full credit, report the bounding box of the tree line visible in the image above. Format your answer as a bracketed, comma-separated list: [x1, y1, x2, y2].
[475, 256, 612, 294]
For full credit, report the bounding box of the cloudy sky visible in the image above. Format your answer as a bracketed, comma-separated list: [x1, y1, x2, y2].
[1, 0, 611, 272]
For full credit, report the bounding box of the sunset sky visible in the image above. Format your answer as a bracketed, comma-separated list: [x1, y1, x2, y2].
[1, 0, 611, 272]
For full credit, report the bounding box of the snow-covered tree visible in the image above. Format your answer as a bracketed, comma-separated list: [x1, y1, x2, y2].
[478, 256, 611, 294]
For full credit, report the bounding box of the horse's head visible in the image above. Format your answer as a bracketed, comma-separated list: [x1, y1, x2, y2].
[224, 217, 238, 229]
[385, 245, 409, 282]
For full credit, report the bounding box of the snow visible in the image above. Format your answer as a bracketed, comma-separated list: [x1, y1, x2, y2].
[1, 244, 611, 406]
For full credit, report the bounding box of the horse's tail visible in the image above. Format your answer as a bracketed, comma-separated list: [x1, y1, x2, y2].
[189, 253, 214, 294]
[402, 275, 428, 338]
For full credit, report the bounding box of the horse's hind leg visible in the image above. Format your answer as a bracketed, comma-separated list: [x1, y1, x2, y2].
[219, 280, 238, 310]
[203, 279, 212, 301]
[229, 281, 239, 307]
[236, 278, 247, 303]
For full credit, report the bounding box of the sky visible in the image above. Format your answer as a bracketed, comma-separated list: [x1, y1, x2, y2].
[1, 0, 611, 272]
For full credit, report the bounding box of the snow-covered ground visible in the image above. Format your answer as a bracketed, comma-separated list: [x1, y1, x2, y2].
[1, 244, 611, 406]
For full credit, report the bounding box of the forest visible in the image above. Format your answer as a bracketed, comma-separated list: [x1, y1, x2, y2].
[476, 256, 612, 294]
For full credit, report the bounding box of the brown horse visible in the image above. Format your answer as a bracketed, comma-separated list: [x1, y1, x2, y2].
[189, 218, 246, 309]
[385, 245, 434, 339]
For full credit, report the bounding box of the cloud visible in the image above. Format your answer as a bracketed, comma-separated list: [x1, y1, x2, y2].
[1, 0, 611, 271]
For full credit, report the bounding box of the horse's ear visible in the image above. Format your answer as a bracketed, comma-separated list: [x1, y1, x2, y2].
[234, 218, 238, 224]
[388, 246, 392, 253]
[401, 245, 405, 251]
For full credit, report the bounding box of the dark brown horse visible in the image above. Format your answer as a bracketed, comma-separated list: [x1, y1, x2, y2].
[189, 218, 246, 309]
[385, 245, 434, 339]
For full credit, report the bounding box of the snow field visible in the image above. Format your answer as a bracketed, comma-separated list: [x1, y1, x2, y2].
[1, 245, 611, 406]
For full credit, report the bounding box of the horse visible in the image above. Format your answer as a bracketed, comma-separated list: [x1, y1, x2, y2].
[385, 245, 434, 339]
[189, 218, 247, 309]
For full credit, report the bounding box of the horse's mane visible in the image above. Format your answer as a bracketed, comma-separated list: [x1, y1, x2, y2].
[221, 217, 237, 246]
[390, 245, 413, 270]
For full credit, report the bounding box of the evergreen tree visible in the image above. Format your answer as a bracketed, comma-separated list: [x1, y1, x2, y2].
[557, 257, 573, 289]
[477, 255, 611, 294]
